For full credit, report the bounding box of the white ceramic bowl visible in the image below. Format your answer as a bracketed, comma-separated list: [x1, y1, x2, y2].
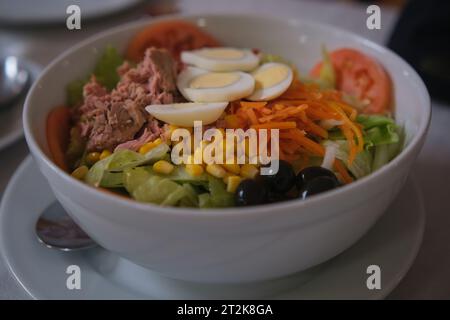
[23, 14, 430, 283]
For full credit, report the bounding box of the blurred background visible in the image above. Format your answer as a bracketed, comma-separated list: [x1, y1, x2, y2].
[0, 0, 449, 299]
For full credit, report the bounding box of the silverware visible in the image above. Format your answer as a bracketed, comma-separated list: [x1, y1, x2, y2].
[36, 202, 97, 251]
[0, 56, 30, 109]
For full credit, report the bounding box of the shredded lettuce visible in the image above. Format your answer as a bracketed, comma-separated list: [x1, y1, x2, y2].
[208, 176, 235, 208]
[198, 193, 213, 208]
[131, 176, 188, 206]
[323, 140, 373, 179]
[317, 46, 336, 89]
[356, 114, 396, 129]
[371, 129, 403, 171]
[323, 114, 403, 175]
[85, 144, 169, 188]
[299, 46, 336, 89]
[356, 114, 399, 149]
[86, 143, 234, 208]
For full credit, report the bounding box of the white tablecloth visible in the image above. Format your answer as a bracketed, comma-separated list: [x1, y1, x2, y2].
[0, 0, 449, 299]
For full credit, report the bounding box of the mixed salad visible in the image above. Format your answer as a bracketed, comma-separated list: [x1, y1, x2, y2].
[47, 20, 401, 208]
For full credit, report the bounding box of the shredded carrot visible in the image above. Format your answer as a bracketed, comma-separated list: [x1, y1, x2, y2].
[334, 159, 354, 184]
[251, 122, 297, 130]
[286, 128, 325, 156]
[245, 108, 259, 125]
[240, 101, 267, 109]
[218, 78, 363, 185]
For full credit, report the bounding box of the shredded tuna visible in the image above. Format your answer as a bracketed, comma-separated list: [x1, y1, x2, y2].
[77, 47, 179, 152]
[114, 119, 162, 152]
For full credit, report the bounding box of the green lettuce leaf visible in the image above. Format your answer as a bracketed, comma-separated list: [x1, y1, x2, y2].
[85, 144, 170, 188]
[179, 184, 199, 207]
[130, 175, 186, 205]
[356, 114, 399, 148]
[372, 128, 403, 171]
[94, 46, 123, 91]
[85, 142, 236, 208]
[124, 168, 197, 206]
[356, 114, 395, 129]
[66, 46, 123, 106]
[67, 79, 86, 107]
[208, 176, 235, 208]
[198, 193, 212, 208]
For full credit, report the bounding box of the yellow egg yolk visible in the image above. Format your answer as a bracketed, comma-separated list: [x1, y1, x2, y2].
[253, 65, 289, 90]
[189, 72, 240, 89]
[199, 48, 245, 60]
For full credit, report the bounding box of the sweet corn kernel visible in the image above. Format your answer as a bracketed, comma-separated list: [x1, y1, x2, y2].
[226, 176, 242, 193]
[186, 164, 204, 177]
[206, 164, 227, 178]
[71, 166, 88, 180]
[240, 164, 259, 179]
[86, 152, 100, 165]
[153, 160, 174, 175]
[99, 149, 111, 160]
[153, 138, 162, 146]
[139, 138, 163, 155]
[139, 142, 153, 155]
[222, 163, 241, 175]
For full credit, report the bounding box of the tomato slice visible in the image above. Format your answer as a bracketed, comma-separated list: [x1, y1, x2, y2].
[47, 106, 71, 172]
[126, 20, 221, 63]
[310, 48, 392, 114]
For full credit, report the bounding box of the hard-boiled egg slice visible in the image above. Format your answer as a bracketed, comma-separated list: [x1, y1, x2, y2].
[145, 102, 228, 127]
[247, 62, 293, 101]
[181, 47, 259, 72]
[177, 67, 255, 103]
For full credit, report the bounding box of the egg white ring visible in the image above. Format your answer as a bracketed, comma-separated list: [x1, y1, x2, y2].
[181, 48, 260, 72]
[145, 102, 229, 127]
[177, 67, 255, 103]
[246, 62, 294, 101]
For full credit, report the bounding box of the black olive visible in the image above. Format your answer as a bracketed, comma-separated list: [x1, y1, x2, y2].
[235, 179, 269, 206]
[296, 166, 338, 190]
[299, 176, 339, 199]
[267, 191, 291, 203]
[261, 160, 296, 193]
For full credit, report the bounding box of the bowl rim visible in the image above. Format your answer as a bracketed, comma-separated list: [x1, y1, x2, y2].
[23, 13, 431, 218]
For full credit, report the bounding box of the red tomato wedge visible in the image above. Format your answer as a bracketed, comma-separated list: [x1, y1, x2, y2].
[46, 106, 71, 172]
[310, 48, 392, 114]
[126, 20, 221, 63]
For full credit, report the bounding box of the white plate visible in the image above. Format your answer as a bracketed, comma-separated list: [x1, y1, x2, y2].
[0, 157, 425, 299]
[0, 0, 142, 25]
[0, 61, 41, 151]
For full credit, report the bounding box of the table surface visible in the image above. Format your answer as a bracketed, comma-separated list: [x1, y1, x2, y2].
[0, 0, 449, 300]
